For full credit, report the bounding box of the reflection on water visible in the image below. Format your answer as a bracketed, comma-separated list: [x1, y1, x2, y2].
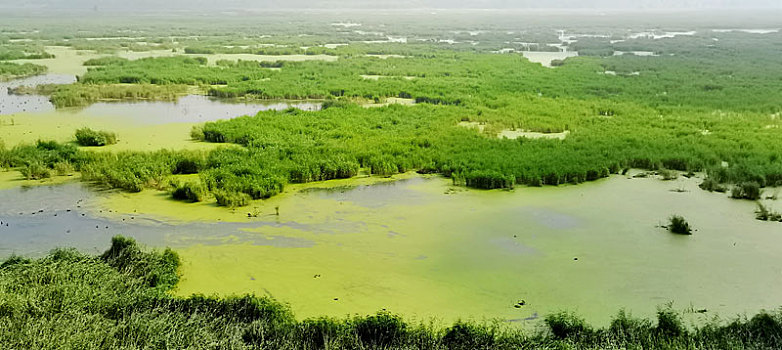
[77, 96, 321, 124]
[0, 183, 316, 257]
[0, 74, 76, 114]
[304, 178, 432, 208]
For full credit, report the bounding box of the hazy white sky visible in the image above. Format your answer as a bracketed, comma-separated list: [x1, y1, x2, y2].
[3, 0, 780, 10]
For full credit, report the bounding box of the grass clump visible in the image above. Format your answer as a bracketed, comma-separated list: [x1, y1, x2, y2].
[658, 168, 678, 181]
[756, 203, 782, 222]
[731, 182, 762, 200]
[0, 62, 47, 81]
[18, 162, 52, 180]
[170, 181, 206, 202]
[442, 321, 497, 349]
[699, 177, 727, 192]
[668, 215, 693, 235]
[545, 311, 593, 341]
[74, 128, 117, 147]
[214, 190, 252, 207]
[83, 56, 129, 66]
[50, 84, 189, 107]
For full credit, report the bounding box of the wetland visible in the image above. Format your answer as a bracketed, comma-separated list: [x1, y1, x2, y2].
[1, 7, 782, 349]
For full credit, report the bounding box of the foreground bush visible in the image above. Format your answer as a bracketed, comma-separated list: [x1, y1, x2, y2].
[75, 128, 118, 147]
[2, 236, 782, 349]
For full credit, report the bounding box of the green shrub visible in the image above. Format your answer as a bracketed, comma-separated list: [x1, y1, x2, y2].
[214, 190, 251, 207]
[756, 203, 782, 222]
[100, 235, 180, 290]
[699, 178, 726, 192]
[53, 162, 74, 176]
[353, 311, 407, 348]
[75, 128, 117, 147]
[659, 169, 678, 181]
[463, 170, 515, 189]
[545, 311, 591, 340]
[668, 215, 692, 235]
[173, 157, 203, 175]
[443, 321, 496, 350]
[170, 181, 206, 202]
[731, 182, 762, 200]
[609, 310, 654, 343]
[656, 307, 686, 338]
[184, 47, 215, 55]
[190, 126, 205, 141]
[83, 56, 129, 66]
[299, 317, 348, 349]
[19, 162, 51, 180]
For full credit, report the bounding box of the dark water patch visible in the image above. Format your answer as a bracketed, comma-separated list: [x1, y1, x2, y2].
[0, 183, 318, 257]
[304, 177, 431, 208]
[490, 237, 539, 255]
[518, 207, 581, 230]
[75, 95, 322, 124]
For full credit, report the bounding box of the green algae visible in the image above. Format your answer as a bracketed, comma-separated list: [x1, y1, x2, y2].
[162, 175, 782, 326]
[0, 111, 230, 152]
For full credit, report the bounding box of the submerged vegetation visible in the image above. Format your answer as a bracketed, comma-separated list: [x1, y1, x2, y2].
[2, 236, 782, 349]
[755, 203, 782, 222]
[731, 182, 763, 201]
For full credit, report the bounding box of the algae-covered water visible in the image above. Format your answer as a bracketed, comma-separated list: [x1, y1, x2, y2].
[1, 173, 780, 326]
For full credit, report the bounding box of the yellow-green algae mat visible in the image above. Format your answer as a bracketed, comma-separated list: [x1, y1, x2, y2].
[99, 174, 782, 327]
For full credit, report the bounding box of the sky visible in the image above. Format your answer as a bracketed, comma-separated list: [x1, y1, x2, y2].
[2, 0, 780, 10]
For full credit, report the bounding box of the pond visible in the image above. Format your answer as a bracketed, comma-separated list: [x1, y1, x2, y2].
[0, 74, 321, 149]
[0, 74, 76, 114]
[522, 51, 578, 67]
[1, 173, 780, 327]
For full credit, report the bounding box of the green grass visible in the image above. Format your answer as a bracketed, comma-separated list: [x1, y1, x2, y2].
[49, 84, 190, 107]
[1, 236, 782, 349]
[0, 61, 46, 81]
[2, 17, 782, 208]
[169, 181, 206, 202]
